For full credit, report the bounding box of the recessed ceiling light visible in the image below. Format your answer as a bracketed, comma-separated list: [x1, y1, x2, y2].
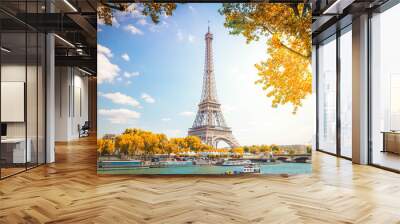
[78, 67, 92, 76]
[1, 47, 11, 53]
[54, 34, 75, 48]
[322, 0, 355, 15]
[63, 0, 78, 12]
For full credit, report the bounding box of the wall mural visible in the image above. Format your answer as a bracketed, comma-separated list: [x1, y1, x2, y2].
[97, 3, 313, 175]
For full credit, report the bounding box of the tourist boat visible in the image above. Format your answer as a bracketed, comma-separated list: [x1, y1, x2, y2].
[98, 160, 143, 168]
[242, 165, 261, 173]
[150, 160, 193, 168]
[222, 160, 252, 166]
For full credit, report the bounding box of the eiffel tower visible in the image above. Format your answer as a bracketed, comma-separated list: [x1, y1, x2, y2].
[188, 25, 239, 148]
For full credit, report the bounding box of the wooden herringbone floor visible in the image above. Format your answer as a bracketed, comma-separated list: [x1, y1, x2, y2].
[1, 136, 400, 224]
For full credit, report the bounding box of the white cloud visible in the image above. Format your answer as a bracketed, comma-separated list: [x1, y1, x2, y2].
[180, 111, 195, 117]
[100, 92, 141, 108]
[121, 53, 130, 61]
[112, 17, 120, 28]
[113, 4, 144, 25]
[188, 6, 196, 13]
[99, 108, 140, 124]
[177, 30, 184, 41]
[97, 44, 120, 84]
[124, 24, 143, 35]
[188, 34, 195, 43]
[98, 44, 113, 58]
[177, 30, 195, 43]
[127, 4, 145, 18]
[137, 18, 147, 26]
[124, 71, 140, 78]
[148, 20, 169, 32]
[161, 118, 171, 122]
[141, 93, 155, 104]
[98, 14, 119, 28]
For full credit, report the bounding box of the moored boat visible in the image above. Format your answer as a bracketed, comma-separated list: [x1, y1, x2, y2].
[242, 164, 261, 173]
[98, 160, 143, 168]
[222, 159, 252, 166]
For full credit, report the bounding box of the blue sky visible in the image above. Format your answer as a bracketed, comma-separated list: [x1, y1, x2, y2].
[97, 3, 315, 146]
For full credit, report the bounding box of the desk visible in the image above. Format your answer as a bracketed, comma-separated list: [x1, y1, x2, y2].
[382, 131, 400, 154]
[1, 138, 31, 163]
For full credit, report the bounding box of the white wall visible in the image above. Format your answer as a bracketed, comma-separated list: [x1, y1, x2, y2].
[54, 67, 89, 141]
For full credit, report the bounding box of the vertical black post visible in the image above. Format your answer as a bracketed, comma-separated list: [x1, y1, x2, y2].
[44, 0, 48, 164]
[25, 0, 28, 171]
[336, 29, 341, 157]
[0, 22, 2, 179]
[367, 11, 373, 164]
[36, 0, 39, 167]
[316, 45, 320, 151]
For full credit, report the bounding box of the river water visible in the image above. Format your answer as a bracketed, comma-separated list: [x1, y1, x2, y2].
[97, 162, 311, 175]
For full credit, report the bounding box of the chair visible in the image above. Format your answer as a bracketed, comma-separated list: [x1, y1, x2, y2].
[79, 121, 90, 138]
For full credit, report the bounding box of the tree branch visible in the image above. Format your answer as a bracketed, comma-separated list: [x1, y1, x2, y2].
[279, 43, 310, 60]
[99, 2, 126, 11]
[302, 2, 311, 17]
[259, 21, 310, 60]
[287, 3, 300, 17]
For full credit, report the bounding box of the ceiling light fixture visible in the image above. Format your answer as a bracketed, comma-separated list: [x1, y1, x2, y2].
[54, 34, 75, 48]
[78, 67, 93, 76]
[63, 0, 78, 12]
[1, 47, 11, 53]
[322, 0, 355, 15]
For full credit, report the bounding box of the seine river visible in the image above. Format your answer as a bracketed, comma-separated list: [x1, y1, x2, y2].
[97, 163, 311, 175]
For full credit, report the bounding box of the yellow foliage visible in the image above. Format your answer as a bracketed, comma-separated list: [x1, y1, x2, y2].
[97, 139, 115, 155]
[231, 147, 244, 155]
[221, 3, 312, 113]
[98, 3, 177, 26]
[184, 136, 203, 151]
[102, 130, 213, 157]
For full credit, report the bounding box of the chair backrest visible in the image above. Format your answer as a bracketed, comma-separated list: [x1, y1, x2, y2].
[82, 121, 90, 129]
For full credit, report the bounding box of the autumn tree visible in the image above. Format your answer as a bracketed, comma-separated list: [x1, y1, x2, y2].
[97, 2, 177, 25]
[97, 139, 115, 156]
[184, 136, 203, 152]
[220, 3, 312, 112]
[116, 133, 145, 157]
[170, 137, 188, 153]
[163, 141, 178, 155]
[270, 144, 280, 153]
[139, 132, 160, 158]
[259, 145, 271, 153]
[155, 133, 168, 154]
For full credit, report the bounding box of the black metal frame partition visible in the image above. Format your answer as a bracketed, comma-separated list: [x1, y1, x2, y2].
[0, 1, 47, 180]
[366, 1, 400, 173]
[316, 0, 400, 173]
[315, 24, 352, 161]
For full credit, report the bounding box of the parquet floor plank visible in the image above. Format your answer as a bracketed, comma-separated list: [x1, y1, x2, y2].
[1, 136, 400, 223]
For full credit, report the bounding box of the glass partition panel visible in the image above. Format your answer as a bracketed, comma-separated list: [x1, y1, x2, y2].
[371, 4, 400, 171]
[1, 31, 27, 177]
[318, 36, 337, 154]
[340, 28, 352, 158]
[38, 32, 45, 165]
[27, 31, 38, 169]
[0, 0, 46, 179]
